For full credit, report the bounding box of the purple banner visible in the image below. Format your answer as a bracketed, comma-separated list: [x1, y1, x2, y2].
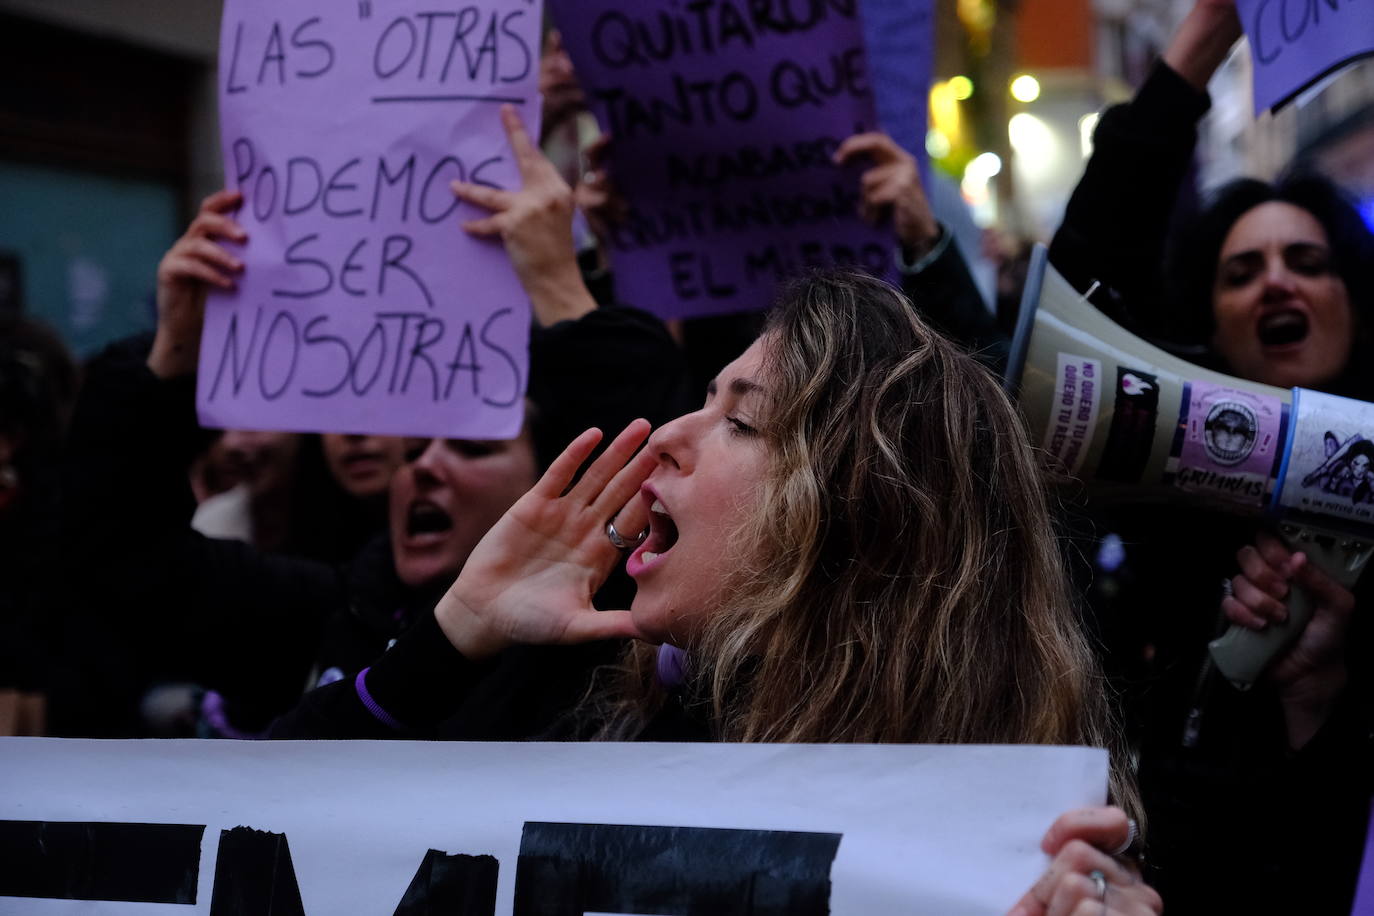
[1239, 0, 1374, 113]
[548, 0, 895, 319]
[200, 0, 543, 438]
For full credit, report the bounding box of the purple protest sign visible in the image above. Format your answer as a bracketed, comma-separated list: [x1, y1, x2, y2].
[200, 0, 542, 438]
[1238, 0, 1374, 113]
[547, 1, 894, 320]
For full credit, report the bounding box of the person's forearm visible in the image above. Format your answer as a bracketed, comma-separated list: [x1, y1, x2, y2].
[1162, 2, 1243, 92]
[524, 261, 598, 327]
[147, 320, 202, 379]
[1280, 665, 1348, 750]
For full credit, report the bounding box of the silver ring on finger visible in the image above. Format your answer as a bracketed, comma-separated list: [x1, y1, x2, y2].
[1220, 577, 1234, 599]
[1109, 817, 1139, 858]
[606, 520, 648, 550]
[1089, 868, 1107, 900]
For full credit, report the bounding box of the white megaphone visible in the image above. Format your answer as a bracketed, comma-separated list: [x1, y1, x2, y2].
[1004, 245, 1374, 689]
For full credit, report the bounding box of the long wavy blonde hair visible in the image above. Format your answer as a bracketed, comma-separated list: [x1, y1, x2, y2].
[590, 271, 1136, 814]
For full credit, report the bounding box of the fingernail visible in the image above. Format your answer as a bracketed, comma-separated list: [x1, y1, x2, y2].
[450, 180, 467, 190]
[1007, 906, 1030, 916]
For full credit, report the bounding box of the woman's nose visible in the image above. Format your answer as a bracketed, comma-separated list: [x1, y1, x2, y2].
[1261, 259, 1298, 298]
[409, 438, 446, 480]
[648, 412, 696, 472]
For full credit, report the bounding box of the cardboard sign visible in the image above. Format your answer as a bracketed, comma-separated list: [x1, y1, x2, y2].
[547, 0, 900, 320]
[1238, 0, 1374, 112]
[858, 0, 935, 163]
[1278, 388, 1374, 525]
[0, 739, 1106, 914]
[199, 0, 543, 438]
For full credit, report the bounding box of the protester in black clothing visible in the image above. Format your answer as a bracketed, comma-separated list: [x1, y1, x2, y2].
[1046, 1, 1374, 911]
[55, 106, 693, 737]
[0, 314, 77, 736]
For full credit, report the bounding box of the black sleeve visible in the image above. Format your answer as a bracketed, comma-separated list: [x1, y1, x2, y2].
[1048, 61, 1211, 333]
[898, 231, 1010, 376]
[268, 608, 495, 738]
[59, 339, 343, 728]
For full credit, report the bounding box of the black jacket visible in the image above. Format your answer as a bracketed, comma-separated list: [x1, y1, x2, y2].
[56, 306, 693, 736]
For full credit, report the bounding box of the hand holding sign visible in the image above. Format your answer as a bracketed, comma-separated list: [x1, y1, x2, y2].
[149, 191, 248, 379]
[452, 105, 597, 327]
[1162, 0, 1243, 92]
[434, 420, 655, 660]
[1008, 806, 1160, 916]
[834, 131, 939, 260]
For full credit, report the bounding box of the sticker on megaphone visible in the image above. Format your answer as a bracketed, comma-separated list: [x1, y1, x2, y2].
[1279, 389, 1374, 525]
[1042, 353, 1102, 475]
[1166, 382, 1287, 510]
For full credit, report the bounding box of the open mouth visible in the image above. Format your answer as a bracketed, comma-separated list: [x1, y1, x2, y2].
[1257, 310, 1309, 348]
[637, 498, 679, 564]
[406, 500, 453, 538]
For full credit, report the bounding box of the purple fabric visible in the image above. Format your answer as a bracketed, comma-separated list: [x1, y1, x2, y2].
[1352, 799, 1374, 915]
[354, 667, 406, 732]
[200, 690, 266, 740]
[656, 644, 689, 689]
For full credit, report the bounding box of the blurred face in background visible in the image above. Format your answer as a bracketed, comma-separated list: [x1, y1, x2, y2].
[321, 434, 407, 500]
[1211, 202, 1355, 389]
[388, 432, 538, 589]
[220, 429, 302, 498]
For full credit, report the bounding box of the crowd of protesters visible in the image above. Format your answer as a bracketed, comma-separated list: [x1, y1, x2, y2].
[3, 1, 1372, 913]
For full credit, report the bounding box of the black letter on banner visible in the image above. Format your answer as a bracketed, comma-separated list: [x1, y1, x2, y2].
[392, 849, 499, 916]
[1251, 0, 1282, 64]
[375, 16, 418, 79]
[499, 11, 532, 82]
[226, 23, 249, 93]
[208, 308, 265, 401]
[291, 17, 335, 78]
[258, 22, 287, 86]
[0, 820, 203, 903]
[209, 826, 306, 916]
[259, 310, 300, 400]
[512, 822, 842, 915]
[232, 138, 256, 187]
[479, 308, 521, 407]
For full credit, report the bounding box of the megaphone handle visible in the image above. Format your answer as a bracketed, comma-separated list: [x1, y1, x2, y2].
[1208, 524, 1372, 691]
[1207, 584, 1314, 691]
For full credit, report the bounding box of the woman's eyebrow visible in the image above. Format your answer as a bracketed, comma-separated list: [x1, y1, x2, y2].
[728, 377, 764, 398]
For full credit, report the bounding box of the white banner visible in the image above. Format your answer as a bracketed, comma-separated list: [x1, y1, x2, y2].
[0, 739, 1105, 914]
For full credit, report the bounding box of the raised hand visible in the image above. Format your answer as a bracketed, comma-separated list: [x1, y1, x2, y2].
[833, 131, 939, 260]
[450, 104, 597, 326]
[433, 419, 657, 660]
[574, 132, 628, 246]
[148, 189, 246, 378]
